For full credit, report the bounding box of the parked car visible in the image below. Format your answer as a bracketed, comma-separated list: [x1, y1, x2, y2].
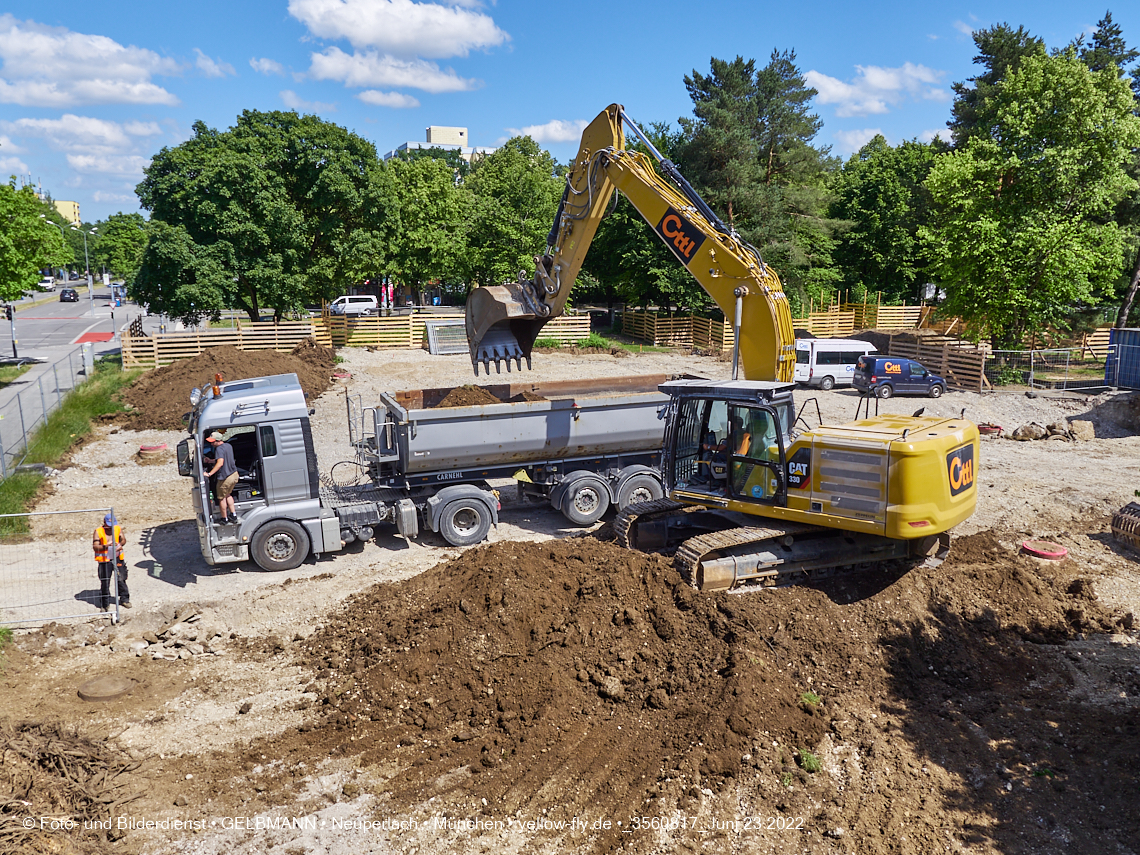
[852, 355, 946, 398]
[38, 276, 55, 291]
[793, 338, 877, 390]
[59, 288, 80, 302]
[68, 271, 79, 280]
[328, 295, 379, 316]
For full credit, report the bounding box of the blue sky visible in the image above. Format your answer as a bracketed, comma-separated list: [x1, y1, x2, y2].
[1, 1, 1135, 223]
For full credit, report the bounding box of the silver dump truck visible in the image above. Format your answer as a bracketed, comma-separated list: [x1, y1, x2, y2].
[176, 373, 671, 571]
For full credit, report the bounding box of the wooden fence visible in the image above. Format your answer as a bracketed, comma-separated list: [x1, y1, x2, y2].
[887, 334, 990, 392]
[122, 321, 319, 369]
[617, 311, 734, 352]
[122, 312, 593, 369]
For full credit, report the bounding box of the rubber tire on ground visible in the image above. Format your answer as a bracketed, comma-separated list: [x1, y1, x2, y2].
[616, 473, 664, 511]
[877, 384, 894, 399]
[929, 384, 944, 398]
[819, 375, 835, 391]
[561, 477, 611, 526]
[251, 520, 310, 571]
[439, 498, 492, 547]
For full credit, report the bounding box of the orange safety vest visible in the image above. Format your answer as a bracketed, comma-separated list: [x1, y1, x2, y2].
[94, 525, 125, 562]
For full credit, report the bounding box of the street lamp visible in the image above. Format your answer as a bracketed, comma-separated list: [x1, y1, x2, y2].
[71, 225, 98, 316]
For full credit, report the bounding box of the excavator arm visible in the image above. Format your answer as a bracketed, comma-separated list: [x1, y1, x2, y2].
[466, 104, 796, 381]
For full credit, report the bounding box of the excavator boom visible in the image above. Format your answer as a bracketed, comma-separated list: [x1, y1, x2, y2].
[466, 104, 796, 380]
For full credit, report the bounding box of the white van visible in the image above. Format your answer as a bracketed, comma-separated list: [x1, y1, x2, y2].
[793, 338, 877, 390]
[328, 295, 378, 316]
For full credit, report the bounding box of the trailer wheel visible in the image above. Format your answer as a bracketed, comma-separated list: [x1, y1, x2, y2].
[616, 473, 663, 510]
[251, 520, 310, 571]
[439, 498, 492, 547]
[561, 477, 610, 526]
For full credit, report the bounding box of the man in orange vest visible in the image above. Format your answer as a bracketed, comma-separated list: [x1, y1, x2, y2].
[92, 513, 130, 611]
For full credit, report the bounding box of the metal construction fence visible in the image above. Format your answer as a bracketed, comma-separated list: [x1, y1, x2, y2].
[985, 347, 1111, 392]
[0, 345, 92, 479]
[0, 507, 119, 626]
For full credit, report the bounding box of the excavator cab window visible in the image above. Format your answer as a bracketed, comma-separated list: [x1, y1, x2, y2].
[672, 398, 728, 489]
[727, 405, 786, 504]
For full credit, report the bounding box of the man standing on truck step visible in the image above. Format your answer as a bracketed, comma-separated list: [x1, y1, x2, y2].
[205, 431, 239, 523]
[93, 513, 129, 610]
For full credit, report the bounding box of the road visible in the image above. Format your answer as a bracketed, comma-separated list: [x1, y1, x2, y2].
[5, 286, 123, 357]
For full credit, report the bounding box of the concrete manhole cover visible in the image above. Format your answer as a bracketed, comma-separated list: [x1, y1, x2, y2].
[77, 674, 137, 702]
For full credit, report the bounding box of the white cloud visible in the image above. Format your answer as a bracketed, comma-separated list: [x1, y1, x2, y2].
[0, 14, 179, 107]
[0, 133, 23, 153]
[357, 90, 420, 108]
[2, 115, 158, 177]
[834, 128, 884, 154]
[250, 57, 286, 76]
[953, 20, 974, 36]
[309, 46, 477, 92]
[919, 128, 946, 143]
[288, 0, 508, 59]
[280, 90, 337, 112]
[806, 62, 947, 117]
[92, 190, 139, 203]
[194, 48, 235, 78]
[504, 119, 588, 144]
[0, 154, 27, 173]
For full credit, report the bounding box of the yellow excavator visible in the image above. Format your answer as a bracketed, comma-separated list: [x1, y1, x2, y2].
[467, 104, 978, 591]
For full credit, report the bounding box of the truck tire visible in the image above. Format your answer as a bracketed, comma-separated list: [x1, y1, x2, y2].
[439, 498, 492, 547]
[616, 473, 663, 510]
[819, 375, 835, 391]
[561, 476, 610, 525]
[251, 520, 310, 571]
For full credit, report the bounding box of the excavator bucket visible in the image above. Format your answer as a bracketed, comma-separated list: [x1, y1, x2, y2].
[466, 255, 564, 375]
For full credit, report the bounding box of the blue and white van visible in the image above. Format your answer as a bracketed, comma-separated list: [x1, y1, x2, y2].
[793, 338, 877, 390]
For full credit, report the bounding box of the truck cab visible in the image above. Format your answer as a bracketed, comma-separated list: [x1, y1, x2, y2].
[177, 373, 340, 570]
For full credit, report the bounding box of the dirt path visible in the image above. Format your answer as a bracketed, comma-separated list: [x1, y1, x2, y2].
[2, 345, 1138, 855]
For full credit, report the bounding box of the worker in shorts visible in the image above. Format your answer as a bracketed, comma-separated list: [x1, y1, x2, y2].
[204, 431, 239, 523]
[92, 513, 129, 610]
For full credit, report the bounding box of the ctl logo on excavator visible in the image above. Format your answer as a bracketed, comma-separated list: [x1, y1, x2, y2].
[946, 444, 975, 496]
[656, 207, 706, 266]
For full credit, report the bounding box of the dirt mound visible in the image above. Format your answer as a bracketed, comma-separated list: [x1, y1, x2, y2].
[435, 385, 504, 408]
[261, 531, 1134, 853]
[118, 341, 336, 430]
[0, 720, 139, 853]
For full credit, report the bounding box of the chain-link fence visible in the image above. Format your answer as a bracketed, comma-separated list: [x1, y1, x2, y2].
[985, 348, 1110, 392]
[0, 346, 91, 479]
[0, 507, 120, 625]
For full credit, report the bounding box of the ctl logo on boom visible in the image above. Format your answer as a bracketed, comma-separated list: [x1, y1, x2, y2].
[946, 444, 975, 496]
[656, 207, 706, 266]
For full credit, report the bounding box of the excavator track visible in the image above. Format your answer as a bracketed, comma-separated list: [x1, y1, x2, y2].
[615, 499, 951, 593]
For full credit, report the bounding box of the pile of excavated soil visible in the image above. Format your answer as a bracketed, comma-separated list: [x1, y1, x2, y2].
[435, 385, 504, 408]
[118, 341, 336, 430]
[230, 531, 1135, 853]
[435, 385, 549, 407]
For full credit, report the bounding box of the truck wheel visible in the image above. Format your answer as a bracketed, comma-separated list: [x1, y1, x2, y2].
[439, 498, 492, 547]
[819, 375, 835, 391]
[561, 477, 610, 525]
[616, 473, 663, 510]
[251, 520, 310, 571]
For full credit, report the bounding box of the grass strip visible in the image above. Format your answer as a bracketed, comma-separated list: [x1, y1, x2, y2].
[0, 355, 140, 536]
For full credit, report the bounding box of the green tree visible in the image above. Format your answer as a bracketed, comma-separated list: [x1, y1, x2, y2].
[136, 110, 383, 322]
[949, 24, 1047, 146]
[131, 221, 227, 325]
[462, 136, 563, 288]
[0, 182, 70, 301]
[1077, 11, 1139, 73]
[93, 213, 148, 283]
[923, 51, 1140, 348]
[831, 136, 942, 303]
[384, 156, 468, 303]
